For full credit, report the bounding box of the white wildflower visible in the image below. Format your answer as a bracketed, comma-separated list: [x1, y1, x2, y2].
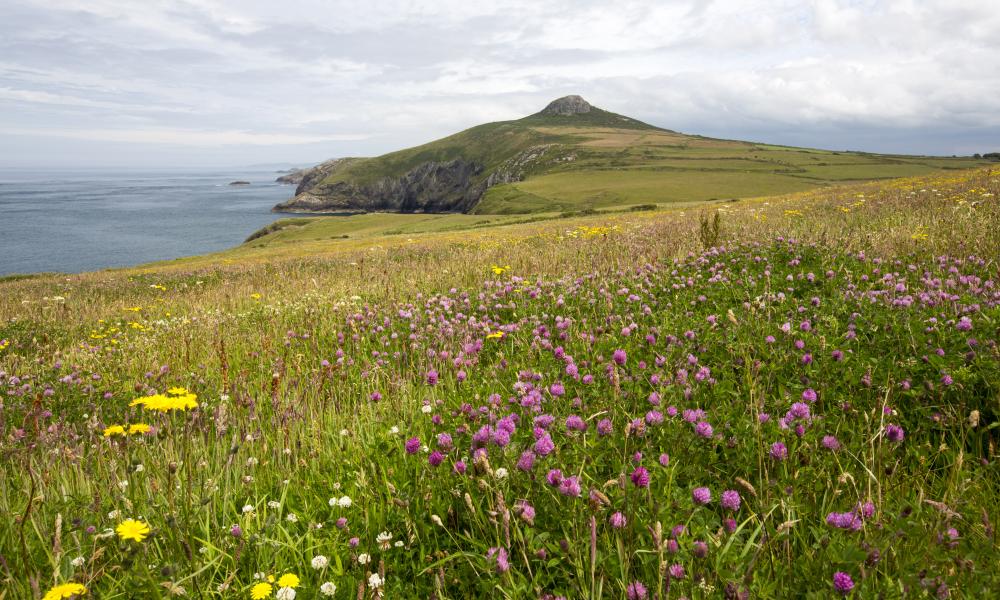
[276, 586, 296, 600]
[376, 531, 392, 550]
[311, 555, 329, 570]
[495, 468, 509, 480]
[71, 556, 86, 567]
[242, 504, 254, 514]
[357, 553, 370, 565]
[320, 582, 337, 596]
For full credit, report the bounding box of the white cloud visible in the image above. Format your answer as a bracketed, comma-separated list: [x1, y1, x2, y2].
[0, 0, 997, 166]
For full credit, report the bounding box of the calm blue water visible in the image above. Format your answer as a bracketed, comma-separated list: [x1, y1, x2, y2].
[0, 168, 296, 275]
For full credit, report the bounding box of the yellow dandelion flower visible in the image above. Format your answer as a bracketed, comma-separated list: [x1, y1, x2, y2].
[43, 582, 87, 600]
[490, 264, 510, 275]
[116, 519, 151, 542]
[166, 386, 189, 396]
[130, 392, 198, 412]
[102, 425, 126, 437]
[250, 582, 272, 599]
[277, 573, 300, 588]
[128, 423, 151, 435]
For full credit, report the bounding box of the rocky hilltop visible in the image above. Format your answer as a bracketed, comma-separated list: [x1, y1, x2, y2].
[272, 96, 660, 214]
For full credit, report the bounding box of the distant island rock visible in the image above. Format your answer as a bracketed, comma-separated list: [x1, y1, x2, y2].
[229, 181, 251, 186]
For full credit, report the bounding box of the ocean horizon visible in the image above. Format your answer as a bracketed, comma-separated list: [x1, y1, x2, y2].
[0, 167, 295, 275]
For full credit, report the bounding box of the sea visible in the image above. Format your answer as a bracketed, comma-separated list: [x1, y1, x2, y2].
[0, 168, 296, 275]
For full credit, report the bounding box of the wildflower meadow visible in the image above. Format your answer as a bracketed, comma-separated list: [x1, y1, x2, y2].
[1, 168, 998, 598]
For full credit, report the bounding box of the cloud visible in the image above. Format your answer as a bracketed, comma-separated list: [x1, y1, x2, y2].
[0, 0, 997, 166]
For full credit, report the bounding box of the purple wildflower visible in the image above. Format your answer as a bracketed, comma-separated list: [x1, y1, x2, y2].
[630, 466, 650, 488]
[770, 441, 788, 461]
[405, 437, 421, 454]
[626, 581, 647, 600]
[486, 547, 510, 573]
[559, 475, 582, 497]
[692, 487, 711, 505]
[612, 349, 627, 366]
[832, 571, 854, 595]
[721, 490, 741, 511]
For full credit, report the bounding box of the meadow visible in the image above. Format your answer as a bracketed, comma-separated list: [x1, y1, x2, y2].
[1, 167, 998, 599]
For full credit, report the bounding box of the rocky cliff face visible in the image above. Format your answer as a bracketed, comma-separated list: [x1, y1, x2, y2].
[273, 145, 554, 214]
[274, 159, 485, 213]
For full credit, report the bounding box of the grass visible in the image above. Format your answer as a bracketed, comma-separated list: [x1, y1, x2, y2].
[0, 168, 998, 598]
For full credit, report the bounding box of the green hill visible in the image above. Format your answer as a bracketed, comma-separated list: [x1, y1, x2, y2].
[273, 95, 989, 215]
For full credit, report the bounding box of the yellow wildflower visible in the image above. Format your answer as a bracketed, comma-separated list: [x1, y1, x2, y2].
[491, 264, 511, 275]
[43, 583, 87, 600]
[130, 392, 198, 412]
[167, 386, 189, 396]
[277, 574, 300, 588]
[102, 425, 126, 437]
[128, 423, 151, 435]
[486, 331, 504, 339]
[250, 582, 273, 599]
[116, 519, 151, 542]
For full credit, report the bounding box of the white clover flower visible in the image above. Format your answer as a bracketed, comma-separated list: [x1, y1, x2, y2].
[242, 504, 255, 514]
[337, 496, 352, 508]
[71, 556, 86, 567]
[320, 582, 337, 596]
[311, 555, 329, 570]
[276, 586, 296, 600]
[328, 497, 337, 507]
[421, 404, 432, 414]
[357, 553, 370, 565]
[495, 468, 509, 480]
[134, 463, 144, 473]
[376, 531, 392, 549]
[107, 510, 120, 519]
[394, 540, 404, 548]
[286, 513, 298, 523]
[267, 500, 281, 509]
[368, 573, 383, 588]
[389, 426, 399, 435]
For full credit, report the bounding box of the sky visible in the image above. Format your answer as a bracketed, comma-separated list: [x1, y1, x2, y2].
[1, 0, 998, 169]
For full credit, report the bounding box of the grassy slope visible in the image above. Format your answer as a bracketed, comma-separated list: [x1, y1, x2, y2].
[299, 104, 991, 215]
[1, 168, 998, 599]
